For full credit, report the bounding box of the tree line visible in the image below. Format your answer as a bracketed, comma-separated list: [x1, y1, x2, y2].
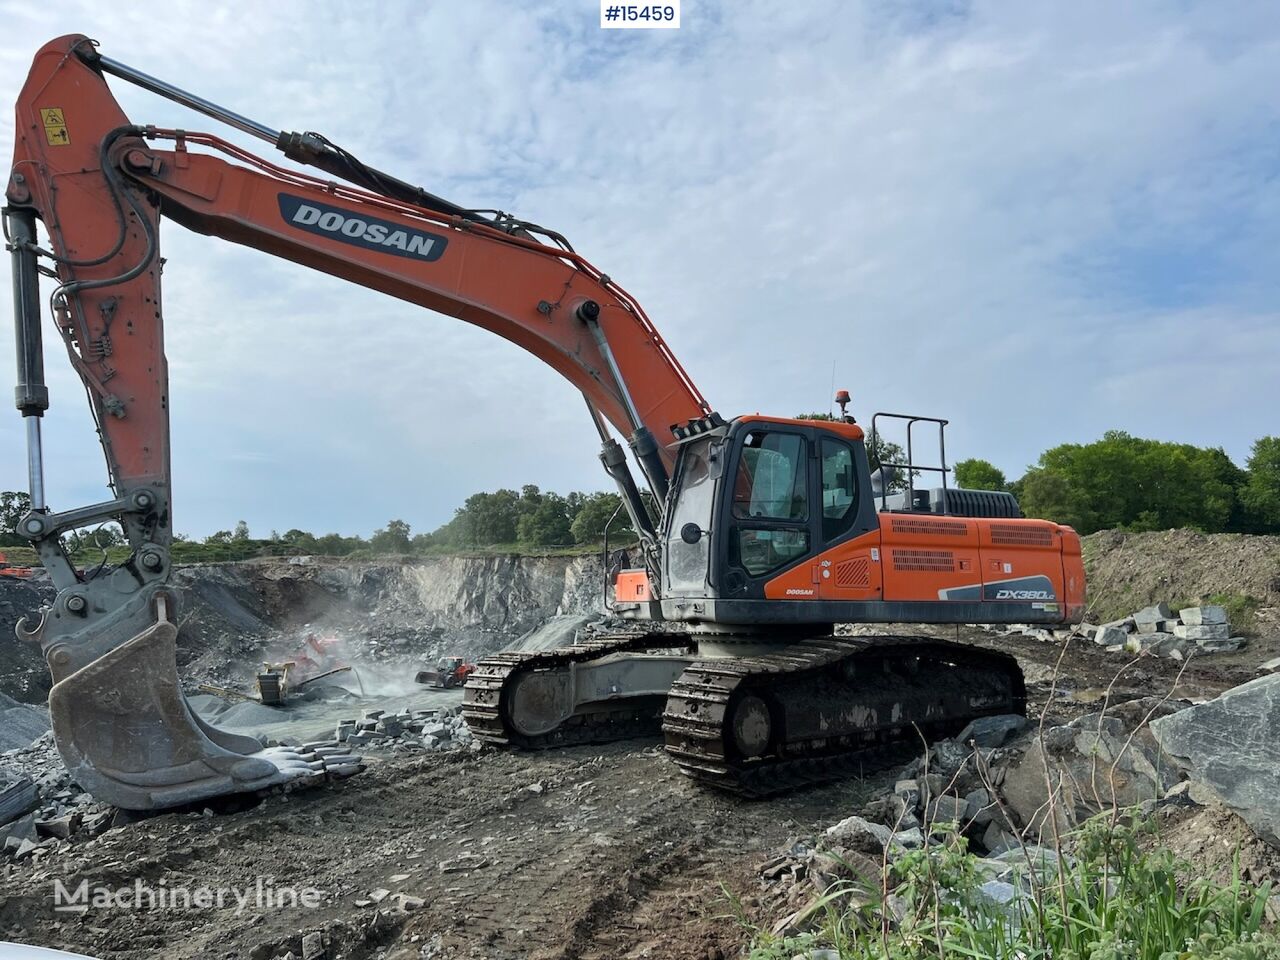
[2, 432, 1277, 561]
[0, 485, 639, 561]
[954, 433, 1279, 535]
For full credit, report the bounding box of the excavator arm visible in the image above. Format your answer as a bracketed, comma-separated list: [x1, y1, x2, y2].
[5, 35, 708, 809]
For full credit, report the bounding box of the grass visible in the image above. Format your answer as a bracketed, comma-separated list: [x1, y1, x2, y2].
[1204, 593, 1263, 636]
[739, 817, 1279, 960]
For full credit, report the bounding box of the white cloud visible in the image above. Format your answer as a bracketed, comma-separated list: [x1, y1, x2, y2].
[0, 0, 1276, 538]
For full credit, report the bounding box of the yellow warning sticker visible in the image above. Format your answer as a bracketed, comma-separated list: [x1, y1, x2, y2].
[40, 107, 69, 146]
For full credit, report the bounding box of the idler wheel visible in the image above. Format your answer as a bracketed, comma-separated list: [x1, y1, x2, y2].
[730, 694, 772, 759]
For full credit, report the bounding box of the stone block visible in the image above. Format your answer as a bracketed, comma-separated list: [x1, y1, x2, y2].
[894, 827, 924, 849]
[1094, 625, 1129, 647]
[825, 815, 895, 852]
[1134, 603, 1173, 626]
[956, 714, 1029, 749]
[1143, 633, 1188, 658]
[981, 820, 1017, 855]
[0, 776, 39, 827]
[1198, 637, 1244, 654]
[1137, 619, 1175, 635]
[375, 718, 403, 737]
[1174, 623, 1231, 642]
[35, 812, 82, 840]
[927, 794, 971, 825]
[301, 931, 324, 960]
[0, 813, 37, 846]
[964, 788, 995, 824]
[1179, 606, 1227, 626]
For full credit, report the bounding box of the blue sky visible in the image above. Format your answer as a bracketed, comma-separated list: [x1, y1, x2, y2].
[1, 1, 1276, 539]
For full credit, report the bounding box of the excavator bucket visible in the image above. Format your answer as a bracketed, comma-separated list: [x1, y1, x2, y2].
[35, 596, 358, 810]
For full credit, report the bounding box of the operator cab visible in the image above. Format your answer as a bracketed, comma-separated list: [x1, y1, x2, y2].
[661, 414, 878, 608]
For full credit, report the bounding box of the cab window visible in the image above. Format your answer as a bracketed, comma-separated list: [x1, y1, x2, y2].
[821, 439, 858, 541]
[731, 528, 810, 577]
[732, 432, 808, 521]
[729, 431, 810, 577]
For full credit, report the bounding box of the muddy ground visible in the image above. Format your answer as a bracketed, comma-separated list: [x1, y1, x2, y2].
[3, 619, 1278, 960]
[1, 533, 1278, 959]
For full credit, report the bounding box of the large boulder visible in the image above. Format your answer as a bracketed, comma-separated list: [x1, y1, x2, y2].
[1151, 675, 1280, 848]
[1000, 703, 1180, 836]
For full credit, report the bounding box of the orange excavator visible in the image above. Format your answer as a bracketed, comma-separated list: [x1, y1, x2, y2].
[6, 36, 1084, 808]
[0, 552, 37, 579]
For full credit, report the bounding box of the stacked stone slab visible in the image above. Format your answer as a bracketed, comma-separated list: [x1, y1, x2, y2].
[1087, 603, 1242, 658]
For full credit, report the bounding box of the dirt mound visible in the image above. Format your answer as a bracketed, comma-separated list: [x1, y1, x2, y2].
[1083, 529, 1280, 623]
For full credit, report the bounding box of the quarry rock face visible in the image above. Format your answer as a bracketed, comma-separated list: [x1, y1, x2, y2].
[1151, 675, 1280, 848]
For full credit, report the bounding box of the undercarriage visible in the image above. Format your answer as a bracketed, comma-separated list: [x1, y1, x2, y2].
[462, 630, 1025, 795]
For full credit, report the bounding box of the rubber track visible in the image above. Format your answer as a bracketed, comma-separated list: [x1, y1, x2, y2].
[662, 636, 1025, 797]
[462, 632, 696, 749]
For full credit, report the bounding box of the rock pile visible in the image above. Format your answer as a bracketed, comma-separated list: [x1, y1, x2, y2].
[850, 714, 1031, 856]
[759, 812, 1065, 941]
[1083, 603, 1243, 658]
[334, 705, 479, 756]
[0, 731, 114, 863]
[755, 697, 1247, 943]
[833, 701, 1196, 855]
[2, 724, 367, 865]
[990, 603, 1246, 660]
[999, 697, 1183, 836]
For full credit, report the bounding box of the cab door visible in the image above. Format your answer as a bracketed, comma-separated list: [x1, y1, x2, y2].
[812, 436, 883, 601]
[717, 425, 816, 599]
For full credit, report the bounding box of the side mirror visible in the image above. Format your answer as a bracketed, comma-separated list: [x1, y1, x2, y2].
[680, 522, 703, 545]
[870, 465, 899, 495]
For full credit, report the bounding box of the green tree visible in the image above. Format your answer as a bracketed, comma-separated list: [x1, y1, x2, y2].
[1017, 431, 1245, 534]
[280, 528, 318, 552]
[459, 489, 521, 545]
[1018, 468, 1073, 527]
[516, 494, 573, 547]
[1242, 436, 1280, 532]
[205, 530, 233, 545]
[370, 519, 412, 554]
[315, 532, 358, 555]
[954, 458, 1007, 491]
[0, 491, 31, 545]
[570, 492, 636, 544]
[232, 520, 251, 542]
